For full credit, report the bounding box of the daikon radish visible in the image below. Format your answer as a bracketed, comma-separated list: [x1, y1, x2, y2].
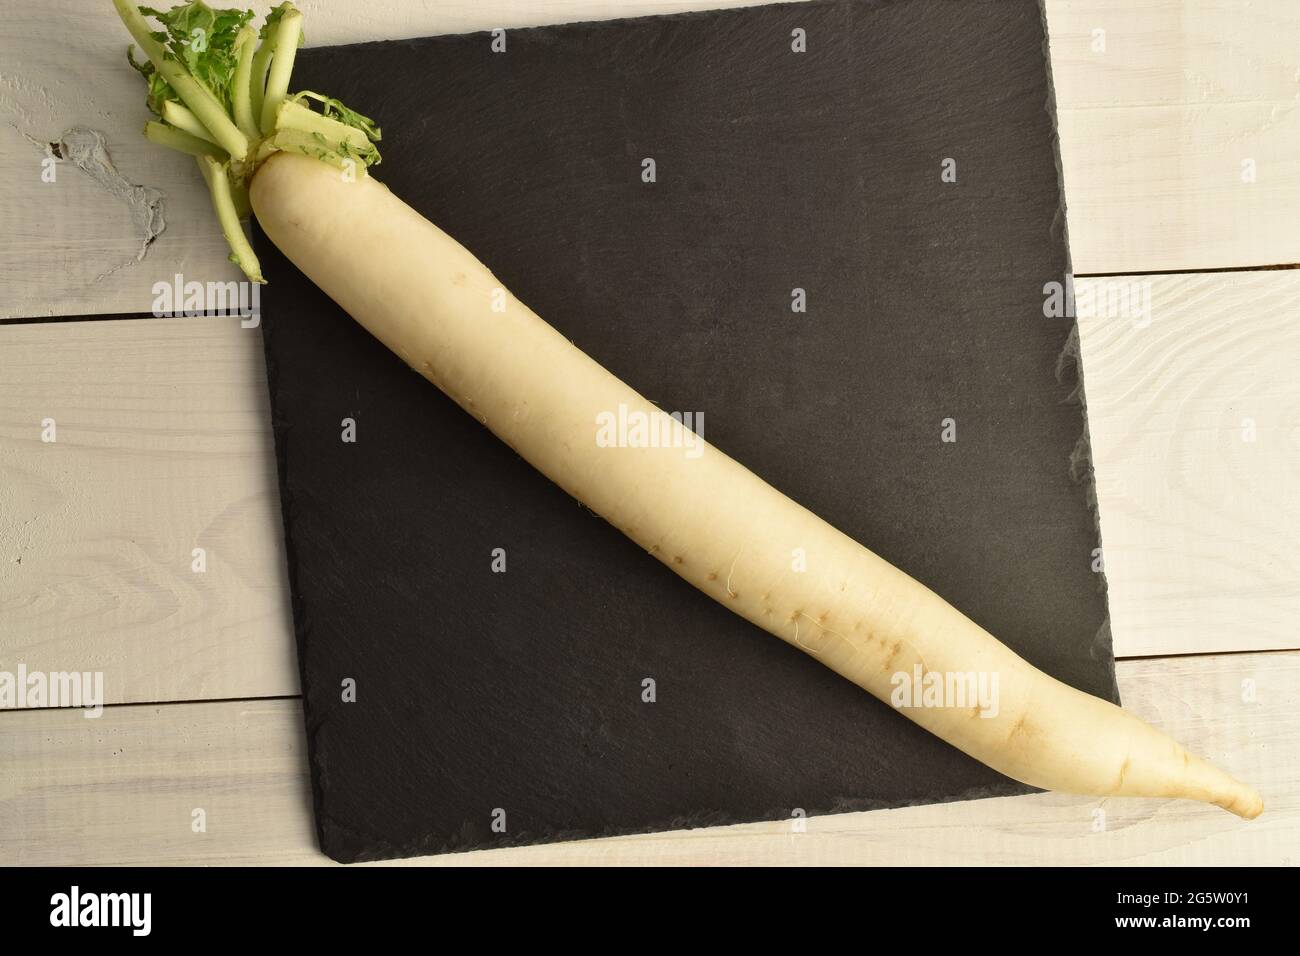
[114, 1, 1263, 818]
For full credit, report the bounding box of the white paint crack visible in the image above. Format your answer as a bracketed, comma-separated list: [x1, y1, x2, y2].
[43, 127, 167, 279]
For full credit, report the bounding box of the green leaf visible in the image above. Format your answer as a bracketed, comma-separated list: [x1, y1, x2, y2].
[292, 91, 382, 143]
[137, 2, 256, 112]
[126, 44, 177, 117]
[116, 2, 388, 283]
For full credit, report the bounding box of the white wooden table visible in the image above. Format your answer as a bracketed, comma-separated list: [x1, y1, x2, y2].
[2, 0, 1297, 866]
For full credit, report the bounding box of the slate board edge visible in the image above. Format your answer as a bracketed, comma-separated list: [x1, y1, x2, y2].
[319, 779, 1038, 864]
[319, 0, 855, 57]
[252, 223, 335, 861]
[1036, 0, 1120, 705]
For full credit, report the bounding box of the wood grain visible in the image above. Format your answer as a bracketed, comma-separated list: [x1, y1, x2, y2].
[1079, 271, 1300, 657]
[2, 0, 1299, 320]
[2, 651, 1292, 866]
[0, 317, 298, 704]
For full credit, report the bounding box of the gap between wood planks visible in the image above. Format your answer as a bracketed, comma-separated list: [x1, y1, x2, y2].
[1075, 263, 1300, 278]
[3, 264, 1298, 326]
[0, 693, 302, 716]
[9, 645, 1300, 717]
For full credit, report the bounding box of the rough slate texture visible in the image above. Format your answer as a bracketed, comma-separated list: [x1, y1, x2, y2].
[256, 0, 1115, 863]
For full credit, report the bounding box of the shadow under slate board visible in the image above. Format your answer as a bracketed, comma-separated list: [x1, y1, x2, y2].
[255, 0, 1113, 862]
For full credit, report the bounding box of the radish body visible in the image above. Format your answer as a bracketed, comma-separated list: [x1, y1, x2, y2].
[252, 153, 1261, 818]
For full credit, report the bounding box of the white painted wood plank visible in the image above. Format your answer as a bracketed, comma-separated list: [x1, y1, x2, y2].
[1078, 271, 1300, 657]
[1043, 0, 1300, 272]
[0, 317, 298, 704]
[2, 651, 1292, 865]
[1058, 104, 1300, 275]
[1046, 0, 1300, 107]
[2, 0, 1298, 320]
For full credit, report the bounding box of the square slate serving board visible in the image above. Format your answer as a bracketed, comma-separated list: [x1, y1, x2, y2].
[255, 0, 1114, 862]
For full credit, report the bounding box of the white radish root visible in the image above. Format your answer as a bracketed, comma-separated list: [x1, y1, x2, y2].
[252, 152, 1263, 819]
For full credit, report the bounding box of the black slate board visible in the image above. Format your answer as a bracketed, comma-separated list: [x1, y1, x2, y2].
[256, 0, 1114, 863]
